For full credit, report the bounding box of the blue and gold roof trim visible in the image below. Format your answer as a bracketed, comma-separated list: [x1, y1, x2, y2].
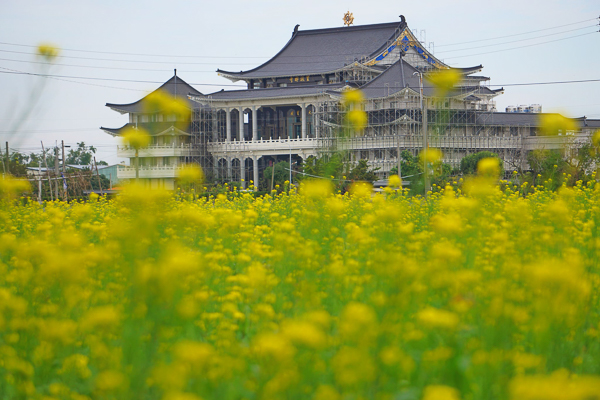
[365, 28, 448, 69]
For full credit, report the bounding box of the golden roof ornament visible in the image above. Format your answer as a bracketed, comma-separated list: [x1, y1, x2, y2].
[343, 11, 354, 26]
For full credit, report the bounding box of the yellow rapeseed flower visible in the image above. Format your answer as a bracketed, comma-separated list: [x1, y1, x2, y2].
[427, 68, 462, 97]
[421, 148, 443, 164]
[177, 164, 204, 185]
[388, 174, 402, 188]
[121, 127, 150, 150]
[342, 88, 364, 105]
[422, 385, 461, 400]
[301, 179, 333, 198]
[416, 307, 459, 330]
[347, 109, 368, 131]
[37, 43, 60, 61]
[538, 113, 577, 136]
[477, 157, 501, 178]
[592, 130, 600, 147]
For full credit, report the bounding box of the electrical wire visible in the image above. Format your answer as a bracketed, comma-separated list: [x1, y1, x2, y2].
[0, 17, 596, 58]
[444, 31, 598, 60]
[435, 24, 598, 54]
[0, 67, 246, 87]
[436, 17, 598, 47]
[1, 25, 597, 71]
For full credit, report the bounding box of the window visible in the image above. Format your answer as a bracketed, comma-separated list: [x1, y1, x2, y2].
[278, 83, 288, 88]
[253, 82, 261, 89]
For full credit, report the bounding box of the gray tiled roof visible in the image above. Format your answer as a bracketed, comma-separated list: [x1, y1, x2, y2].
[477, 112, 540, 126]
[356, 60, 494, 99]
[100, 122, 191, 136]
[217, 21, 405, 79]
[106, 74, 203, 113]
[583, 118, 600, 128]
[202, 84, 345, 101]
[358, 59, 423, 99]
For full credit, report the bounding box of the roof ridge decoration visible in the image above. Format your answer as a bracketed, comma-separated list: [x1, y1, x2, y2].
[365, 23, 448, 69]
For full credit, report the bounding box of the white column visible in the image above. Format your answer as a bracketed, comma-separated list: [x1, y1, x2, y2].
[226, 108, 231, 142]
[301, 103, 307, 140]
[227, 157, 232, 182]
[240, 156, 246, 189]
[252, 156, 259, 191]
[213, 156, 218, 179]
[313, 106, 319, 139]
[252, 106, 258, 141]
[239, 106, 244, 142]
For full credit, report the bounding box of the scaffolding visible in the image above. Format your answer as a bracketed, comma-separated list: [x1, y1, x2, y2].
[311, 79, 527, 179]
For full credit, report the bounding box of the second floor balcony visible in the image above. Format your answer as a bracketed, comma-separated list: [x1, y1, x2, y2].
[117, 143, 197, 158]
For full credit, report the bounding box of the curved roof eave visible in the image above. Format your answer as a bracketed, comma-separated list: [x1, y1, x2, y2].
[216, 24, 302, 78]
[217, 21, 404, 80]
[100, 123, 190, 137]
[218, 61, 386, 82]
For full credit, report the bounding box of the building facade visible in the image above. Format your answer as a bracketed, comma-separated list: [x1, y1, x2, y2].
[101, 73, 201, 190]
[103, 16, 600, 188]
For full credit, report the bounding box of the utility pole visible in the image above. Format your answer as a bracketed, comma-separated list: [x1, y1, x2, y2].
[41, 142, 53, 201]
[38, 162, 42, 204]
[413, 70, 429, 197]
[423, 101, 429, 196]
[94, 156, 103, 195]
[61, 140, 66, 174]
[271, 160, 275, 192]
[54, 146, 59, 199]
[5, 142, 9, 174]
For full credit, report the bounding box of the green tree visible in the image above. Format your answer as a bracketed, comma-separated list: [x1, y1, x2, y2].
[348, 159, 379, 183]
[66, 142, 98, 165]
[261, 161, 290, 191]
[460, 151, 503, 176]
[527, 149, 567, 189]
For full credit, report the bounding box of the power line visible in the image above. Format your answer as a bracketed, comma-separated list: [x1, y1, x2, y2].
[0, 41, 268, 59]
[444, 31, 598, 60]
[436, 24, 598, 54]
[436, 17, 598, 47]
[1, 16, 597, 59]
[2, 67, 599, 92]
[0, 57, 220, 72]
[2, 26, 597, 72]
[0, 68, 246, 87]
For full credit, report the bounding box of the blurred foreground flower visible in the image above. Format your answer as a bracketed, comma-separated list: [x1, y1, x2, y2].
[422, 385, 461, 400]
[428, 68, 461, 97]
[145, 89, 190, 120]
[122, 127, 150, 150]
[342, 88, 364, 105]
[301, 179, 333, 199]
[420, 148, 443, 164]
[538, 113, 577, 136]
[349, 181, 372, 198]
[388, 174, 402, 188]
[347, 109, 367, 131]
[0, 175, 30, 200]
[592, 130, 600, 148]
[37, 43, 60, 61]
[477, 157, 502, 178]
[177, 164, 204, 185]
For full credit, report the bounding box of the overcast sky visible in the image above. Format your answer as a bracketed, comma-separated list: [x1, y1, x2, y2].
[1, 0, 598, 164]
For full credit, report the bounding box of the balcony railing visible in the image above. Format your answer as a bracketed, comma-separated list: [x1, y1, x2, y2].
[117, 165, 184, 179]
[117, 143, 196, 158]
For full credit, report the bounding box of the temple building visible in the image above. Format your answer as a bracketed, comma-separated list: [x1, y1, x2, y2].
[103, 16, 599, 188]
[101, 73, 200, 189]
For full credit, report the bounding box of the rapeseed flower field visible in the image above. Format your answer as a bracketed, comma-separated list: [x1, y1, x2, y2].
[1, 169, 600, 400]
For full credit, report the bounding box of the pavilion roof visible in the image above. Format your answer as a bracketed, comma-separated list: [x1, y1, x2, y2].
[100, 122, 191, 137]
[217, 21, 406, 80]
[196, 83, 345, 102]
[106, 73, 202, 114]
